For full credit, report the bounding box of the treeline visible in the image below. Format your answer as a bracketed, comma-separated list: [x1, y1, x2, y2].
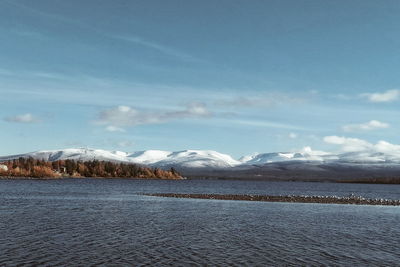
[0, 157, 181, 179]
[339, 177, 400, 184]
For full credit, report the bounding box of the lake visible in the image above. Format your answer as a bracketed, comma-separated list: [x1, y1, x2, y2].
[0, 179, 399, 266]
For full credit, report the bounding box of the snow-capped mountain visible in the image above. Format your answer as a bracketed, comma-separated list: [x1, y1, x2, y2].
[127, 150, 172, 165]
[0, 148, 131, 163]
[334, 151, 400, 164]
[0, 148, 240, 169]
[153, 150, 241, 168]
[2, 147, 400, 169]
[239, 147, 336, 165]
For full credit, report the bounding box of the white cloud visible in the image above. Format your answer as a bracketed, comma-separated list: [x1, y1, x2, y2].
[323, 136, 372, 152]
[323, 136, 400, 155]
[185, 103, 210, 116]
[98, 106, 163, 127]
[105, 126, 126, 132]
[301, 146, 330, 156]
[342, 120, 389, 132]
[289, 132, 298, 139]
[361, 89, 400, 102]
[4, 113, 39, 123]
[97, 103, 212, 129]
[298, 146, 332, 161]
[374, 141, 400, 154]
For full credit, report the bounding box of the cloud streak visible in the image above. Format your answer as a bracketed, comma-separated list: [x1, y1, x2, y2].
[215, 94, 306, 108]
[361, 89, 400, 103]
[4, 113, 40, 123]
[105, 126, 126, 132]
[342, 120, 389, 132]
[230, 119, 306, 130]
[97, 103, 212, 130]
[113, 35, 204, 63]
[3, 1, 202, 64]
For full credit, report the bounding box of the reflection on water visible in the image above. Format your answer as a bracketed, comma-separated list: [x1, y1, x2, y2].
[0, 179, 399, 265]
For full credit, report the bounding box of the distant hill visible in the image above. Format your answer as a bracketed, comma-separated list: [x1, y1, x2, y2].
[0, 148, 241, 168]
[2, 147, 400, 182]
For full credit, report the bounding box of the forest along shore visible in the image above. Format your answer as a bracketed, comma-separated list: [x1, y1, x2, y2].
[144, 193, 400, 206]
[0, 158, 181, 179]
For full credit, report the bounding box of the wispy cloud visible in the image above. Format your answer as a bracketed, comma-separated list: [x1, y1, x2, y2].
[4, 113, 40, 123]
[28, 71, 67, 80]
[105, 126, 126, 132]
[113, 35, 203, 63]
[342, 120, 389, 132]
[360, 89, 400, 103]
[4, 1, 202, 64]
[64, 141, 85, 147]
[0, 67, 68, 80]
[3, 0, 99, 32]
[230, 119, 305, 130]
[96, 139, 136, 149]
[12, 29, 45, 39]
[97, 103, 212, 131]
[115, 140, 135, 148]
[215, 93, 306, 108]
[331, 93, 355, 101]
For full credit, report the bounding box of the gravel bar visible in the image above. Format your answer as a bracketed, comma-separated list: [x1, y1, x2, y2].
[144, 193, 400, 206]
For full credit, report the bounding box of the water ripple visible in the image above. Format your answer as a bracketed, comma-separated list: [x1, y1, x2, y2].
[0, 179, 400, 265]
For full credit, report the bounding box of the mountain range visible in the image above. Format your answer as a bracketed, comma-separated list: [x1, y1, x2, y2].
[2, 147, 400, 166]
[1, 148, 400, 182]
[0, 148, 240, 168]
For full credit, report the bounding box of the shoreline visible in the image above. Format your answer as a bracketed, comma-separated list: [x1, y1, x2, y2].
[0, 176, 182, 180]
[1, 176, 399, 184]
[144, 193, 400, 206]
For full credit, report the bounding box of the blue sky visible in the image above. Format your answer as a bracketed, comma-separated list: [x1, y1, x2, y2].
[1, 0, 400, 158]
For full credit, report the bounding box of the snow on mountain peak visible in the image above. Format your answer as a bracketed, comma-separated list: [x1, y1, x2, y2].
[127, 150, 172, 164]
[2, 146, 400, 169]
[20, 148, 131, 162]
[240, 147, 335, 165]
[0, 148, 240, 169]
[155, 150, 241, 168]
[239, 153, 259, 163]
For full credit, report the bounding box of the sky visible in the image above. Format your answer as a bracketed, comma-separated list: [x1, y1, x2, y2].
[1, 0, 400, 158]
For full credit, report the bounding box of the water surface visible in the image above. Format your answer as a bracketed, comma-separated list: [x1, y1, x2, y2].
[0, 179, 399, 266]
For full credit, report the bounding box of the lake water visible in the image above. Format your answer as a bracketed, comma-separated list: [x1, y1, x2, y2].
[0, 179, 399, 266]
